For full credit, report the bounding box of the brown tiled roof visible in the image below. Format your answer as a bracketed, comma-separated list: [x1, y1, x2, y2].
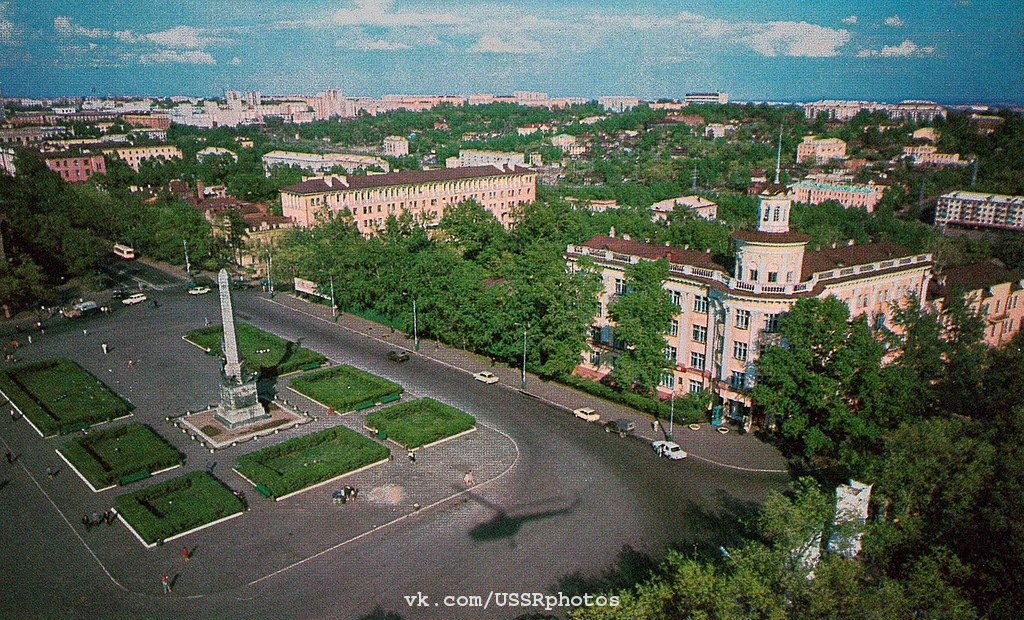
[580, 235, 727, 272]
[801, 241, 916, 280]
[929, 261, 1022, 299]
[281, 165, 535, 195]
[731, 230, 812, 244]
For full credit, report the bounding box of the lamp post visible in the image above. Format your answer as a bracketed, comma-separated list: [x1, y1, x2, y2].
[403, 293, 419, 351]
[183, 239, 192, 279]
[667, 388, 675, 441]
[329, 275, 338, 321]
[266, 249, 274, 298]
[514, 322, 529, 390]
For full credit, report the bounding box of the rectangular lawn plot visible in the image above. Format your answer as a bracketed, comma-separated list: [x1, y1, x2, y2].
[235, 425, 389, 500]
[0, 358, 133, 437]
[366, 398, 476, 449]
[185, 322, 326, 375]
[289, 365, 402, 412]
[116, 471, 245, 547]
[60, 423, 183, 491]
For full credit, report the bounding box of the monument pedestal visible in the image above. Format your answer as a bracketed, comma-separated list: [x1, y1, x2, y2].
[214, 378, 269, 429]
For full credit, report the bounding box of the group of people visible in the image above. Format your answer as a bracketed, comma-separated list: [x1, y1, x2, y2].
[81, 509, 117, 529]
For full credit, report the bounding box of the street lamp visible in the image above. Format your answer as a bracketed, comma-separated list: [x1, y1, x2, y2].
[266, 249, 274, 298]
[403, 293, 419, 351]
[667, 388, 675, 441]
[329, 275, 338, 321]
[514, 322, 529, 390]
[183, 239, 192, 279]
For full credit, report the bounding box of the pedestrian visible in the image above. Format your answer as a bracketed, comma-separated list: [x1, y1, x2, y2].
[46, 466, 54, 480]
[27, 335, 32, 345]
[181, 546, 191, 562]
[82, 515, 92, 530]
[204, 316, 210, 326]
[408, 450, 416, 463]
[161, 575, 172, 594]
[82, 328, 88, 336]
[101, 342, 109, 355]
[4, 451, 11, 464]
[464, 470, 476, 488]
[652, 420, 659, 433]
[107, 508, 117, 525]
[127, 359, 134, 369]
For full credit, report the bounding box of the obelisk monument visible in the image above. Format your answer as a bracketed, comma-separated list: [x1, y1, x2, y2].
[214, 269, 269, 429]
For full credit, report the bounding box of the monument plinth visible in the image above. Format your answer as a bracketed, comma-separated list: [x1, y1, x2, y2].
[213, 269, 270, 429]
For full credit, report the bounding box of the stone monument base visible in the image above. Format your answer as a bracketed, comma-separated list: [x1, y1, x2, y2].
[182, 401, 308, 449]
[214, 378, 270, 429]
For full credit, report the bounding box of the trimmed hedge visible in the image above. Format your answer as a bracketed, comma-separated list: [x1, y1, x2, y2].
[235, 425, 389, 499]
[115, 471, 245, 545]
[60, 423, 183, 489]
[366, 398, 476, 449]
[185, 322, 326, 376]
[290, 365, 402, 412]
[0, 358, 133, 436]
[560, 374, 709, 424]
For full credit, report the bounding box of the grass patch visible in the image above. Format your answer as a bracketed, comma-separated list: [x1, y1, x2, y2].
[115, 471, 245, 545]
[60, 423, 183, 489]
[235, 425, 389, 499]
[0, 358, 133, 436]
[185, 322, 326, 376]
[290, 365, 402, 412]
[366, 398, 476, 449]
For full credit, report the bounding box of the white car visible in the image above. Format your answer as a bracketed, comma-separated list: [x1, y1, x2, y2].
[188, 286, 211, 296]
[121, 293, 148, 305]
[652, 440, 688, 460]
[573, 407, 600, 422]
[473, 371, 499, 384]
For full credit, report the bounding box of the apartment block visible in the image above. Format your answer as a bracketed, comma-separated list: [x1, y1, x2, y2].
[44, 153, 107, 183]
[797, 136, 848, 165]
[102, 144, 182, 171]
[789, 180, 885, 212]
[935, 191, 1024, 232]
[262, 150, 390, 176]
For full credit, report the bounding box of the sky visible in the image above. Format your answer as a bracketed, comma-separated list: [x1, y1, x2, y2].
[0, 0, 1021, 103]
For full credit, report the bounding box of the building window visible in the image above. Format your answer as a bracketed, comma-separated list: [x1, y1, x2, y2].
[689, 379, 704, 394]
[690, 352, 705, 370]
[735, 310, 750, 330]
[668, 320, 679, 337]
[659, 373, 675, 389]
[615, 278, 626, 295]
[731, 371, 745, 389]
[768, 272, 778, 283]
[693, 296, 709, 313]
[664, 346, 677, 362]
[749, 269, 759, 281]
[590, 351, 601, 366]
[670, 290, 682, 308]
[733, 341, 748, 362]
[692, 325, 707, 343]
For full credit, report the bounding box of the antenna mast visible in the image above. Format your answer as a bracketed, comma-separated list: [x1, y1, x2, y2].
[774, 125, 783, 184]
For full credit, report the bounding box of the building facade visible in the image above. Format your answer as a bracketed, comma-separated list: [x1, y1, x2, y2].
[929, 261, 1024, 347]
[567, 186, 932, 418]
[102, 144, 182, 171]
[262, 150, 390, 176]
[650, 195, 718, 222]
[797, 136, 848, 165]
[789, 180, 885, 212]
[935, 191, 1024, 232]
[44, 153, 107, 183]
[454, 149, 526, 168]
[902, 145, 967, 168]
[382, 135, 409, 157]
[281, 164, 536, 234]
[685, 92, 729, 105]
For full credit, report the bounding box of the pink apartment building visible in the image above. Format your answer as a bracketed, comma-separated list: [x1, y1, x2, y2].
[567, 185, 932, 420]
[44, 152, 107, 183]
[280, 164, 536, 235]
[929, 261, 1024, 347]
[797, 136, 848, 165]
[102, 144, 182, 171]
[789, 180, 886, 212]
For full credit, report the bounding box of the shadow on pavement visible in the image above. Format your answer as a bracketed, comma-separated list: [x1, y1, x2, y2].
[466, 493, 580, 543]
[555, 544, 657, 599]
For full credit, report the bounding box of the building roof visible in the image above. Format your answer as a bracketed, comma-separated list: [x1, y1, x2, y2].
[281, 164, 534, 195]
[802, 241, 915, 279]
[580, 235, 727, 272]
[731, 230, 812, 244]
[790, 180, 882, 195]
[939, 190, 1024, 205]
[929, 260, 1023, 299]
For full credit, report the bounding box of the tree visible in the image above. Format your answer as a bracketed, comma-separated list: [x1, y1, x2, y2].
[607, 259, 676, 395]
[437, 199, 508, 265]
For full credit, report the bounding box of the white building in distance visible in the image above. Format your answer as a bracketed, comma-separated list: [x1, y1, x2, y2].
[262, 150, 390, 176]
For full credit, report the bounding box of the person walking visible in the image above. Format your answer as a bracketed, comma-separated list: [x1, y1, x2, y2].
[161, 575, 172, 594]
[464, 470, 476, 488]
[408, 451, 416, 463]
[82, 329, 88, 336]
[652, 420, 659, 434]
[101, 342, 109, 355]
[46, 466, 54, 480]
[4, 451, 12, 464]
[181, 547, 191, 562]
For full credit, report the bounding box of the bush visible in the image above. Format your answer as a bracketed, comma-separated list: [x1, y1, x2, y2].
[115, 471, 245, 545]
[235, 425, 389, 499]
[185, 322, 326, 376]
[560, 374, 710, 423]
[60, 423, 183, 488]
[290, 365, 402, 412]
[365, 398, 476, 449]
[0, 358, 133, 436]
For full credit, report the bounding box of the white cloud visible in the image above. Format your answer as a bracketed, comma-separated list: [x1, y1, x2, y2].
[336, 27, 415, 51]
[229, 56, 242, 65]
[468, 35, 543, 55]
[748, 21, 851, 57]
[857, 39, 936, 58]
[138, 49, 216, 64]
[54, 17, 231, 48]
[0, 2, 17, 46]
[884, 15, 905, 27]
[329, 0, 463, 28]
[841, 16, 858, 25]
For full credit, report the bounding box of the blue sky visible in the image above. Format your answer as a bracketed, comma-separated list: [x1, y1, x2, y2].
[1, 1, 1021, 103]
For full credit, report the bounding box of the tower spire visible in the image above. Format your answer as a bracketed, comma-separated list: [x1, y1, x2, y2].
[774, 125, 783, 185]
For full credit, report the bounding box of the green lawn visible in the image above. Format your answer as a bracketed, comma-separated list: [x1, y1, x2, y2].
[289, 365, 402, 411]
[60, 423, 183, 489]
[366, 398, 476, 449]
[185, 322, 326, 375]
[235, 425, 389, 499]
[115, 471, 245, 546]
[0, 358, 133, 436]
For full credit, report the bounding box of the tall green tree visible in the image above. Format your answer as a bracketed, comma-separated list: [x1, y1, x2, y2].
[607, 258, 676, 395]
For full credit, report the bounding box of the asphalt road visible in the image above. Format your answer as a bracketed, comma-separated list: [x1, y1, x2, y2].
[0, 284, 789, 620]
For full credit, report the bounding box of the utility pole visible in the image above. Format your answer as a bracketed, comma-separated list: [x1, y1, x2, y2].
[183, 239, 191, 278]
[691, 164, 698, 192]
[971, 159, 979, 187]
[515, 322, 529, 390]
[667, 389, 675, 441]
[330, 275, 337, 321]
[266, 249, 274, 298]
[412, 298, 419, 351]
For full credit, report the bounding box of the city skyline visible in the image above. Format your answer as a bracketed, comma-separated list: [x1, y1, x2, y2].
[1, 1, 1022, 103]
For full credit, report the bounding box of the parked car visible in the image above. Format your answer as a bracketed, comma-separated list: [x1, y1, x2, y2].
[473, 371, 499, 384]
[188, 286, 211, 296]
[121, 293, 148, 305]
[573, 407, 600, 422]
[604, 419, 636, 437]
[652, 440, 688, 460]
[387, 350, 410, 363]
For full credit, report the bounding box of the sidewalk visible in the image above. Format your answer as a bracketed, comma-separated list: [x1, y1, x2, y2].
[264, 292, 790, 474]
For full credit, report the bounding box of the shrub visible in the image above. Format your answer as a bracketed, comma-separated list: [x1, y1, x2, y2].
[60, 423, 183, 488]
[185, 323, 326, 376]
[115, 472, 245, 545]
[560, 374, 710, 423]
[366, 398, 476, 449]
[290, 365, 402, 412]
